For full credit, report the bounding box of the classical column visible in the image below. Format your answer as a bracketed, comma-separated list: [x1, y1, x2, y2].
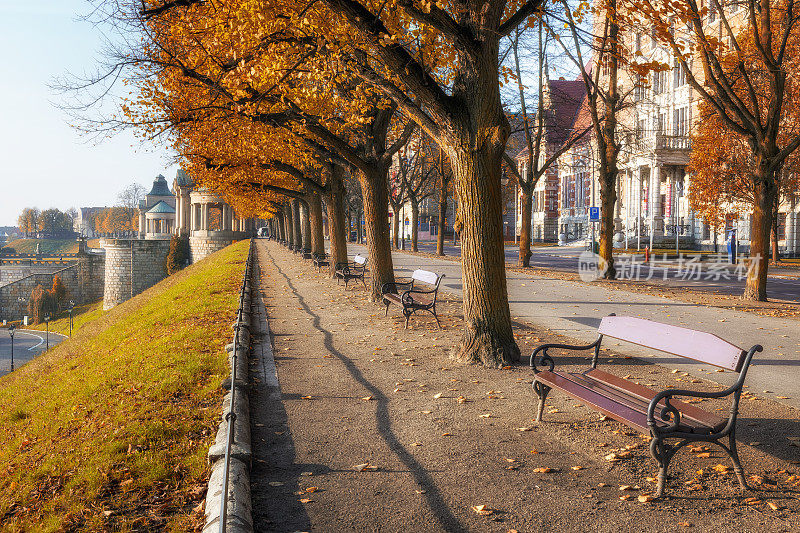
[649, 165, 663, 245]
[175, 196, 181, 234]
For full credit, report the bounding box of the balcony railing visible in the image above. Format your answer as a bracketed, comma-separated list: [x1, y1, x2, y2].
[629, 133, 692, 153]
[655, 134, 692, 150]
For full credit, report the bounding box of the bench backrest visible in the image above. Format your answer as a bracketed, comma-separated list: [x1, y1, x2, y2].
[354, 254, 367, 265]
[411, 269, 443, 287]
[597, 315, 746, 372]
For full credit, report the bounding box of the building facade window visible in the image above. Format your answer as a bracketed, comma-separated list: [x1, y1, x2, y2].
[673, 106, 689, 136]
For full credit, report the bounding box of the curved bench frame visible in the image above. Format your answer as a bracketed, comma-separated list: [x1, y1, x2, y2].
[381, 269, 444, 329]
[530, 314, 761, 498]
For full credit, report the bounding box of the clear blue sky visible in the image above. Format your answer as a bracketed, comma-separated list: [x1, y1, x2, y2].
[0, 1, 178, 226]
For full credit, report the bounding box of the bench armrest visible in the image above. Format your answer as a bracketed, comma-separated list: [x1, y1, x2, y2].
[381, 280, 412, 295]
[530, 338, 602, 374]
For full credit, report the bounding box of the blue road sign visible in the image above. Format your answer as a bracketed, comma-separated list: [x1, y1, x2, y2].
[589, 206, 600, 221]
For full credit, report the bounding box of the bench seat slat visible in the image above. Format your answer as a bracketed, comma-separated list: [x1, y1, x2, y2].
[536, 370, 724, 434]
[598, 316, 745, 372]
[585, 369, 725, 431]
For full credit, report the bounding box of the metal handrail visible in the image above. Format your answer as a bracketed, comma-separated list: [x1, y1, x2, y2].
[219, 238, 255, 533]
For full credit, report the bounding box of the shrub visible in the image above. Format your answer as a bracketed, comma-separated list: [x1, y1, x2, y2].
[28, 284, 56, 325]
[51, 275, 68, 304]
[166, 234, 190, 275]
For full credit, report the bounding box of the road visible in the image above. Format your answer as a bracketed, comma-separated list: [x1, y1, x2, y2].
[0, 329, 66, 375]
[348, 242, 800, 410]
[411, 241, 800, 302]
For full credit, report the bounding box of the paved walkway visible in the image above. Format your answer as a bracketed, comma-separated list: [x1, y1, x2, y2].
[0, 328, 66, 375]
[351, 244, 800, 410]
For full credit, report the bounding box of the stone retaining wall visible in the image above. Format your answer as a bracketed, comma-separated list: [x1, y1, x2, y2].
[102, 239, 171, 310]
[0, 252, 105, 322]
[0, 263, 75, 287]
[190, 236, 236, 263]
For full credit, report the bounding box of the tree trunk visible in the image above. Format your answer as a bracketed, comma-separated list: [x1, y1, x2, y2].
[598, 170, 618, 279]
[518, 184, 532, 267]
[359, 168, 395, 301]
[323, 165, 348, 276]
[771, 193, 780, 263]
[307, 193, 325, 255]
[357, 210, 363, 244]
[391, 204, 400, 249]
[448, 145, 519, 367]
[284, 203, 294, 247]
[410, 197, 419, 252]
[300, 200, 311, 251]
[437, 177, 448, 255]
[743, 170, 777, 301]
[292, 199, 303, 250]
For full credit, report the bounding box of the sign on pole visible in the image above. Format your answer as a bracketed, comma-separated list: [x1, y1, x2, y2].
[589, 207, 600, 222]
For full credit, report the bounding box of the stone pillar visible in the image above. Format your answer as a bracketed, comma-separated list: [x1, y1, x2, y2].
[786, 211, 799, 255]
[650, 165, 663, 238]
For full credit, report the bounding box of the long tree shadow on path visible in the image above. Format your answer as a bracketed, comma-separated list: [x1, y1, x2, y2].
[265, 245, 468, 533]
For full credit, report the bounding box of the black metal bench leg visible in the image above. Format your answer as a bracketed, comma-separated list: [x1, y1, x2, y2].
[650, 437, 672, 498]
[533, 381, 551, 422]
[725, 431, 749, 491]
[384, 301, 390, 317]
[361, 276, 367, 289]
[403, 308, 412, 329]
[431, 310, 441, 330]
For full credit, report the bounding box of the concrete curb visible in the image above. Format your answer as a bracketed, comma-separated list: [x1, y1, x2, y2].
[202, 244, 255, 533]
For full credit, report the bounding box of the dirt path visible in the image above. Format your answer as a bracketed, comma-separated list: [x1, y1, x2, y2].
[249, 240, 799, 533]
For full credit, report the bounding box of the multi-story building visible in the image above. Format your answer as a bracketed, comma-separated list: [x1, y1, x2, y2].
[513, 77, 586, 242]
[509, 4, 800, 255]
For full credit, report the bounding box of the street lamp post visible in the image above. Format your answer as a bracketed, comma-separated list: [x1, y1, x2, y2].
[44, 315, 50, 350]
[67, 301, 75, 337]
[8, 324, 15, 372]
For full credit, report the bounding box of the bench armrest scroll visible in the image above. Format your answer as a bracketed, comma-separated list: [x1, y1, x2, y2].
[381, 281, 413, 295]
[530, 338, 602, 374]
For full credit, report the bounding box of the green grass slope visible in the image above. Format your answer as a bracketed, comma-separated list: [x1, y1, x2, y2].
[2, 239, 80, 255]
[0, 240, 249, 532]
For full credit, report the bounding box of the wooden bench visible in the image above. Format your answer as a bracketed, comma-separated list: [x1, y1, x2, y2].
[301, 248, 312, 260]
[312, 252, 329, 272]
[334, 254, 368, 289]
[381, 269, 444, 329]
[531, 315, 761, 498]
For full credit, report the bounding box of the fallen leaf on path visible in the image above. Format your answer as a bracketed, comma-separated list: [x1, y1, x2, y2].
[301, 396, 313, 400]
[299, 498, 313, 503]
[533, 467, 555, 473]
[767, 502, 780, 511]
[571, 466, 584, 471]
[361, 396, 374, 401]
[638, 494, 655, 503]
[433, 393, 443, 399]
[471, 505, 493, 516]
[269, 482, 284, 487]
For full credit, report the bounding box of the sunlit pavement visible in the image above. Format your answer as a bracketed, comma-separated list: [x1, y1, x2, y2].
[0, 329, 66, 375]
[348, 242, 800, 410]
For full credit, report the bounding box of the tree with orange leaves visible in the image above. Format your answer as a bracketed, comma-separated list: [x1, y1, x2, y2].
[631, 0, 800, 300]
